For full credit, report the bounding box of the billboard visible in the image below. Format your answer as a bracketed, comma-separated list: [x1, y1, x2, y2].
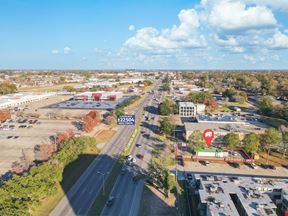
[117, 115, 135, 125]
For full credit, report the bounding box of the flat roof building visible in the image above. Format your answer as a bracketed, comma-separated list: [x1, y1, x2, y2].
[179, 102, 206, 117]
[73, 91, 123, 101]
[0, 92, 56, 109]
[192, 174, 288, 216]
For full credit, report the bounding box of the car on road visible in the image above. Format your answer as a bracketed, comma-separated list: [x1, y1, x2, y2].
[106, 197, 115, 207]
[135, 143, 142, 147]
[186, 173, 193, 180]
[127, 155, 133, 161]
[132, 158, 136, 163]
[121, 168, 126, 175]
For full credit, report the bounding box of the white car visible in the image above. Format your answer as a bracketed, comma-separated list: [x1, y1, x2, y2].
[132, 158, 136, 163]
[127, 155, 133, 161]
[250, 163, 257, 169]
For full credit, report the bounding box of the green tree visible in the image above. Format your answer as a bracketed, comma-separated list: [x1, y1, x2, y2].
[188, 130, 206, 150]
[186, 91, 212, 103]
[223, 133, 240, 148]
[257, 96, 273, 115]
[261, 128, 282, 164]
[159, 117, 174, 136]
[243, 133, 260, 154]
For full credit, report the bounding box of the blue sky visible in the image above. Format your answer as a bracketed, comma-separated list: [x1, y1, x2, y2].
[0, 0, 288, 69]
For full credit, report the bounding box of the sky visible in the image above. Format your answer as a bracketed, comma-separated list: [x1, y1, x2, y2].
[0, 0, 288, 70]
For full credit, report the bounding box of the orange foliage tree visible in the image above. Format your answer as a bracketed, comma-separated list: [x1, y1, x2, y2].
[34, 143, 55, 161]
[83, 111, 101, 132]
[56, 129, 75, 147]
[0, 109, 11, 122]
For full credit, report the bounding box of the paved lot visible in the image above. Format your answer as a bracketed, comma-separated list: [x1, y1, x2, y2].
[49, 96, 132, 110]
[0, 119, 75, 175]
[176, 161, 288, 178]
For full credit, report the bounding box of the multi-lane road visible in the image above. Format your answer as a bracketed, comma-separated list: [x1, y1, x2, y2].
[50, 81, 161, 216]
[101, 87, 165, 216]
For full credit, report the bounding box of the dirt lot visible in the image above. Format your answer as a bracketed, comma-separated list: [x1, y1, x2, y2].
[139, 184, 176, 216]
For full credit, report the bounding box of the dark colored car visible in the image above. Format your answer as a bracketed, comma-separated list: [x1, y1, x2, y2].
[261, 164, 276, 170]
[229, 162, 240, 168]
[135, 143, 142, 147]
[106, 197, 115, 207]
[187, 173, 193, 180]
[136, 154, 144, 160]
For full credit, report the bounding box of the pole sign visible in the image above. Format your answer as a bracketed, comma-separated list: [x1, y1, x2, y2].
[117, 115, 136, 125]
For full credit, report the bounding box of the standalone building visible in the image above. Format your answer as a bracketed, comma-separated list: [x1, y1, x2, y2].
[179, 102, 206, 117]
[193, 174, 288, 216]
[73, 91, 123, 101]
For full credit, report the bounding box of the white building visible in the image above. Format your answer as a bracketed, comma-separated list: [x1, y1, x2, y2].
[0, 92, 56, 109]
[179, 102, 206, 117]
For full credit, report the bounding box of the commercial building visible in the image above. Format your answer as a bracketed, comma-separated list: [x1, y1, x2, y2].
[73, 91, 123, 101]
[0, 92, 56, 109]
[179, 102, 206, 117]
[192, 174, 288, 216]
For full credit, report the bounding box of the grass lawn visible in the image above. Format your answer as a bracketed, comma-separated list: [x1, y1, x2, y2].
[95, 130, 116, 144]
[19, 83, 77, 92]
[32, 148, 99, 216]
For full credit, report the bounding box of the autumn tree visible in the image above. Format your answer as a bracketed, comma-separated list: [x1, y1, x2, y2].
[83, 111, 101, 132]
[0, 109, 11, 122]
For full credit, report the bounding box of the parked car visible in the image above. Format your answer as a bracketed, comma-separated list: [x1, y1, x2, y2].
[187, 173, 193, 180]
[121, 168, 126, 175]
[135, 143, 142, 147]
[250, 163, 257, 169]
[229, 162, 240, 168]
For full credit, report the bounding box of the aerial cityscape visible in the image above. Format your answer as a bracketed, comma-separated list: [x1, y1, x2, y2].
[0, 1, 288, 216]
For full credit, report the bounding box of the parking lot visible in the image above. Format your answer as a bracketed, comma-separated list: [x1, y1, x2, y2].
[0, 118, 75, 175]
[176, 161, 288, 178]
[49, 96, 132, 110]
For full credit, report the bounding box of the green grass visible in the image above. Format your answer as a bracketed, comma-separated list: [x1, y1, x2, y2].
[19, 83, 77, 92]
[32, 148, 99, 216]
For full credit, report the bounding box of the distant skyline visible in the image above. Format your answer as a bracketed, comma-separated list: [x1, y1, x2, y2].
[1, 0, 288, 70]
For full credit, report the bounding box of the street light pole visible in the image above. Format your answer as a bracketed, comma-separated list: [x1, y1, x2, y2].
[97, 171, 106, 195]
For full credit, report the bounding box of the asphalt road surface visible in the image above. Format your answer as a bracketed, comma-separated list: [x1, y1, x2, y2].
[50, 85, 158, 216]
[100, 88, 165, 216]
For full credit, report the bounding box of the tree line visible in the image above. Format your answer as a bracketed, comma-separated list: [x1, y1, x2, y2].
[0, 136, 97, 215]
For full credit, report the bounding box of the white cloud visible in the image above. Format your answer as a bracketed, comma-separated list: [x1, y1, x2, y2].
[128, 25, 135, 31]
[246, 0, 288, 11]
[244, 54, 257, 64]
[208, 1, 277, 32]
[267, 30, 288, 49]
[124, 9, 206, 52]
[63, 47, 71, 54]
[51, 50, 59, 54]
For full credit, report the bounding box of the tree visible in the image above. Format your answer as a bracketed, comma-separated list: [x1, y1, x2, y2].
[188, 130, 206, 150]
[204, 99, 218, 112]
[282, 131, 288, 158]
[243, 133, 260, 154]
[223, 133, 239, 148]
[83, 111, 101, 132]
[159, 99, 171, 115]
[0, 82, 17, 95]
[0, 109, 11, 122]
[260, 128, 282, 164]
[257, 96, 273, 115]
[63, 85, 76, 92]
[159, 117, 174, 136]
[186, 91, 212, 103]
